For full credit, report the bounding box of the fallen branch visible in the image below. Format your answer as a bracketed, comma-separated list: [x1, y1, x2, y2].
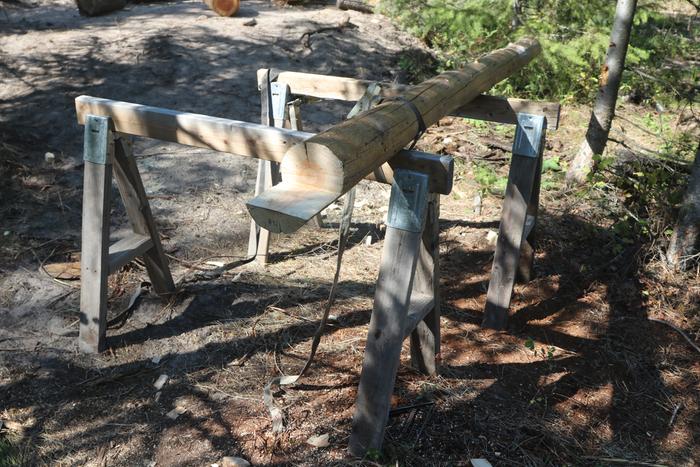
[300, 16, 354, 49]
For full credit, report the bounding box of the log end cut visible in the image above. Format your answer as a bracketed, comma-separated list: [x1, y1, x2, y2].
[247, 183, 339, 234]
[203, 0, 241, 16]
[280, 140, 345, 193]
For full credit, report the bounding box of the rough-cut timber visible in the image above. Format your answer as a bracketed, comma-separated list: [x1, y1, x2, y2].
[247, 38, 541, 233]
[74, 96, 453, 195]
[203, 0, 240, 16]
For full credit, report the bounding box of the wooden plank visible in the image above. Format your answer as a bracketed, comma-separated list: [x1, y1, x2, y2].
[409, 193, 441, 375]
[258, 71, 560, 129]
[75, 95, 306, 163]
[349, 170, 428, 457]
[247, 159, 266, 258]
[248, 38, 541, 234]
[454, 95, 560, 130]
[112, 135, 175, 296]
[107, 233, 153, 274]
[74, 96, 453, 195]
[251, 76, 288, 265]
[79, 116, 114, 354]
[402, 293, 434, 340]
[482, 155, 538, 330]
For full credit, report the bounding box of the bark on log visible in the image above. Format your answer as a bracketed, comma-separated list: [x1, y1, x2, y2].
[566, 0, 637, 186]
[75, 0, 127, 16]
[247, 37, 541, 234]
[203, 0, 240, 16]
[337, 0, 374, 14]
[667, 142, 700, 270]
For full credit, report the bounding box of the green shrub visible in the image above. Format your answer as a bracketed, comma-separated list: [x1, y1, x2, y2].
[380, 0, 697, 103]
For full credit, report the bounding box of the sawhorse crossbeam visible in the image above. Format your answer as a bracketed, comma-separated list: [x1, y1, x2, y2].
[79, 116, 175, 353]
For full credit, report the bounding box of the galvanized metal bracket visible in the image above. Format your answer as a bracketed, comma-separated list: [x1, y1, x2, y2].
[271, 82, 291, 128]
[512, 113, 546, 158]
[386, 169, 429, 233]
[83, 115, 113, 165]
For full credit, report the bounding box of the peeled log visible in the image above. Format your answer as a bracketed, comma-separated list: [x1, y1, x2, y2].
[247, 37, 541, 233]
[203, 0, 240, 16]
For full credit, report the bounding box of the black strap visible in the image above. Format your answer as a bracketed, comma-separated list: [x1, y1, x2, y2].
[382, 96, 426, 150]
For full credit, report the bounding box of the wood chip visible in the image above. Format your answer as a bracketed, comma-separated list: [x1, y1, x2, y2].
[44, 261, 81, 280]
[153, 374, 168, 390]
[306, 433, 330, 448]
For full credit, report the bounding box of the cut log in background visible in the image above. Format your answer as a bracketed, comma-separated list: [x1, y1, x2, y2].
[247, 38, 542, 234]
[75, 0, 127, 16]
[203, 0, 240, 16]
[336, 0, 375, 14]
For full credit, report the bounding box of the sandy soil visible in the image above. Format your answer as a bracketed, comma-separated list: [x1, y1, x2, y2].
[1, 1, 698, 466]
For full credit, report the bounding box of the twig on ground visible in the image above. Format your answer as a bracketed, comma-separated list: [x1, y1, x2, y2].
[582, 457, 667, 467]
[648, 318, 700, 354]
[668, 403, 682, 428]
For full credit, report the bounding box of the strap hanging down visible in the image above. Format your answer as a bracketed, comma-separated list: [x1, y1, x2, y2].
[263, 83, 382, 433]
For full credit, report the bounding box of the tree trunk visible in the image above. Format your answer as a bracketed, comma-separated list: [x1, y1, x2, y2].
[566, 0, 637, 186]
[202, 0, 240, 16]
[75, 0, 127, 16]
[667, 142, 700, 270]
[512, 0, 524, 29]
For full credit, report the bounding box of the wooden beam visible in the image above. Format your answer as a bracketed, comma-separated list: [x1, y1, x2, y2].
[107, 233, 152, 274]
[74, 96, 453, 195]
[257, 70, 560, 129]
[249, 38, 541, 233]
[75, 96, 304, 163]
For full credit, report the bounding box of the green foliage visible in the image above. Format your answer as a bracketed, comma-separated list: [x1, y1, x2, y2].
[588, 151, 689, 246]
[0, 436, 22, 467]
[473, 162, 507, 195]
[381, 0, 697, 102]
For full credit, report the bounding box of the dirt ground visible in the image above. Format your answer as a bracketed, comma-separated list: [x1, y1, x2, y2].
[1, 0, 699, 466]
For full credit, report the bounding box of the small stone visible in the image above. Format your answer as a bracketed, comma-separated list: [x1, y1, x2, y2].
[45, 152, 55, 163]
[220, 456, 250, 467]
[166, 406, 186, 420]
[153, 374, 168, 390]
[151, 355, 161, 364]
[3, 231, 10, 237]
[306, 433, 330, 448]
[486, 230, 498, 246]
[154, 391, 161, 402]
[243, 18, 257, 26]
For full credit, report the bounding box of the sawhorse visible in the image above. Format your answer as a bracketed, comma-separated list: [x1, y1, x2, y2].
[482, 113, 547, 330]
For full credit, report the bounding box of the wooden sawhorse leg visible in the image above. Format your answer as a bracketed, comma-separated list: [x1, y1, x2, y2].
[482, 113, 547, 330]
[79, 115, 175, 353]
[349, 170, 441, 457]
[247, 77, 289, 264]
